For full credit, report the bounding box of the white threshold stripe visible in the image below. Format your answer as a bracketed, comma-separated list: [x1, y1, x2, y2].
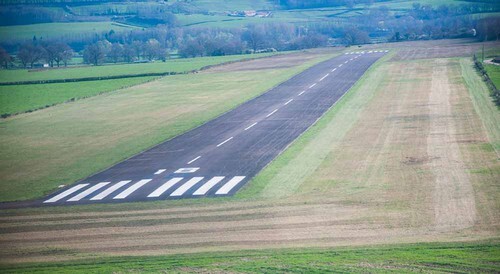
[309, 83, 317, 89]
[217, 137, 233, 147]
[67, 182, 109, 202]
[284, 98, 293, 105]
[216, 176, 246, 195]
[154, 169, 166, 175]
[148, 177, 183, 197]
[113, 179, 151, 199]
[170, 177, 204, 196]
[187, 156, 201, 164]
[90, 180, 131, 200]
[298, 90, 306, 96]
[266, 109, 278, 117]
[193, 176, 225, 196]
[319, 73, 329, 81]
[44, 184, 89, 203]
[244, 122, 258, 131]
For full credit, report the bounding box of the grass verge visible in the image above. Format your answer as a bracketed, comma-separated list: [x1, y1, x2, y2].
[0, 241, 498, 273]
[461, 58, 500, 156]
[0, 77, 156, 116]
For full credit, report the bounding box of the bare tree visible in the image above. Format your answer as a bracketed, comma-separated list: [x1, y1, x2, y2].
[17, 43, 46, 68]
[83, 42, 106, 66]
[108, 43, 123, 63]
[0, 46, 13, 69]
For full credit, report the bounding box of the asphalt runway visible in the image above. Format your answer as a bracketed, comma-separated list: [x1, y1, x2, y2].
[3, 50, 386, 208]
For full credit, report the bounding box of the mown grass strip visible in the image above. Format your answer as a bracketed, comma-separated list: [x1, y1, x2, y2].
[0, 241, 498, 273]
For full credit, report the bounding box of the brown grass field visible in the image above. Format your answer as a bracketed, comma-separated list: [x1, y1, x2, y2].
[0, 39, 498, 265]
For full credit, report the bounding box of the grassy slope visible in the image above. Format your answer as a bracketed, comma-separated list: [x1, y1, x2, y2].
[0, 53, 334, 202]
[484, 63, 500, 88]
[0, 53, 277, 83]
[1, 241, 498, 273]
[0, 77, 155, 115]
[461, 58, 500, 155]
[0, 22, 138, 43]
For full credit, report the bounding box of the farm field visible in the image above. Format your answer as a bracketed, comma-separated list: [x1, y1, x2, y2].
[0, 53, 279, 83]
[0, 77, 155, 115]
[0, 22, 139, 44]
[0, 40, 498, 266]
[0, 51, 336, 202]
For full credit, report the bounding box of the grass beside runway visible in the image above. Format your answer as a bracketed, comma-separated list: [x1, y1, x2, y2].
[0, 53, 336, 202]
[1, 241, 498, 273]
[0, 77, 156, 115]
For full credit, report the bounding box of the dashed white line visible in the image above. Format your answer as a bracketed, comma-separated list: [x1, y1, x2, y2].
[193, 176, 225, 196]
[284, 98, 294, 105]
[187, 156, 201, 164]
[344, 61, 349, 64]
[217, 137, 233, 147]
[266, 109, 278, 117]
[67, 182, 109, 202]
[309, 83, 317, 89]
[216, 176, 246, 195]
[244, 122, 258, 131]
[338, 64, 343, 67]
[113, 179, 151, 199]
[154, 169, 166, 175]
[319, 73, 329, 81]
[90, 180, 131, 200]
[44, 184, 89, 203]
[298, 90, 306, 96]
[331, 68, 337, 72]
[148, 177, 183, 198]
[170, 177, 204, 197]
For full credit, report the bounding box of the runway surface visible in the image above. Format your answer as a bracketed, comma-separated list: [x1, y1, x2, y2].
[3, 50, 386, 208]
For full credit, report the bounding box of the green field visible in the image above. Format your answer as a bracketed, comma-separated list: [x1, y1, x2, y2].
[0, 53, 278, 83]
[0, 53, 334, 202]
[1, 241, 498, 273]
[0, 77, 155, 115]
[0, 22, 139, 43]
[484, 63, 500, 88]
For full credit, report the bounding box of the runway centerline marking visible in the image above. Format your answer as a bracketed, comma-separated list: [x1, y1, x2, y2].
[170, 177, 204, 197]
[319, 73, 329, 81]
[154, 169, 166, 175]
[266, 109, 278, 117]
[113, 179, 151, 199]
[344, 61, 349, 64]
[338, 64, 343, 67]
[244, 122, 258, 131]
[187, 156, 201, 165]
[216, 176, 246, 195]
[67, 182, 109, 202]
[148, 177, 183, 198]
[193, 176, 225, 196]
[298, 90, 306, 96]
[284, 99, 294, 105]
[217, 137, 233, 147]
[44, 184, 89, 203]
[331, 68, 337, 72]
[309, 83, 317, 89]
[90, 180, 131, 200]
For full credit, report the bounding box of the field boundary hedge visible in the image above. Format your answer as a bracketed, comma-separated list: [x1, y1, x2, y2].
[473, 54, 500, 107]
